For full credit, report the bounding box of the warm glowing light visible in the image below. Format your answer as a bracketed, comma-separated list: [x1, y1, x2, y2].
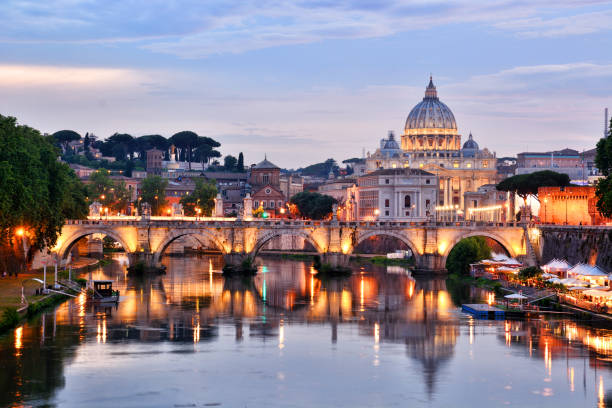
[374, 322, 380, 344]
[279, 320, 285, 349]
[438, 241, 447, 255]
[374, 209, 380, 216]
[15, 228, 25, 237]
[467, 205, 502, 213]
[14, 326, 23, 354]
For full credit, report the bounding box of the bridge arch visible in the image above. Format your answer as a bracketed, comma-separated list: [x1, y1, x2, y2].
[250, 230, 324, 257]
[57, 229, 133, 260]
[440, 231, 518, 266]
[153, 229, 229, 264]
[351, 230, 420, 261]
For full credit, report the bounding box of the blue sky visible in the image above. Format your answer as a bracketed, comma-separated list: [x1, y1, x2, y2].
[0, 0, 611, 168]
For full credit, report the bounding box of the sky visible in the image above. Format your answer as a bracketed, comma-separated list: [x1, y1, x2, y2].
[0, 0, 611, 168]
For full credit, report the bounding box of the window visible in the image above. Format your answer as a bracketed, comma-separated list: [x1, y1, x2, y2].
[391, 163, 397, 168]
[483, 160, 489, 168]
[466, 163, 472, 168]
[453, 161, 459, 168]
[263, 174, 270, 184]
[426, 179, 430, 184]
[385, 210, 389, 216]
[278, 201, 282, 208]
[405, 211, 410, 216]
[404, 195, 411, 208]
[426, 199, 430, 208]
[270, 201, 275, 208]
[254, 201, 259, 208]
[385, 179, 390, 184]
[385, 199, 390, 208]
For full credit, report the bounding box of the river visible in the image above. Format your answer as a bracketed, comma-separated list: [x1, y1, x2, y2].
[1, 254, 611, 407]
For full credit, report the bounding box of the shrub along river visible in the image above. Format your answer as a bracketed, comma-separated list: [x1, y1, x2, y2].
[1, 254, 611, 407]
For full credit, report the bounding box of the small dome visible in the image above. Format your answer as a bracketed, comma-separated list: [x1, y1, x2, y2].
[462, 133, 479, 150]
[383, 132, 400, 150]
[405, 77, 457, 132]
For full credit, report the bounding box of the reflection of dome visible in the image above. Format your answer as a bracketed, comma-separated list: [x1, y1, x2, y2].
[405, 77, 457, 132]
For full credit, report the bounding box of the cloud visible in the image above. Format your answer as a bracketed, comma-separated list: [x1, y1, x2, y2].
[0, 62, 610, 167]
[1, 1, 611, 56]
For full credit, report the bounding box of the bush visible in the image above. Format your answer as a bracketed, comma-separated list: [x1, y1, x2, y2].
[518, 266, 542, 280]
[0, 308, 20, 334]
[446, 236, 491, 276]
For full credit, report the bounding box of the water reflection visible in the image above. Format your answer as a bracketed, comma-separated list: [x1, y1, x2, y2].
[1, 254, 611, 407]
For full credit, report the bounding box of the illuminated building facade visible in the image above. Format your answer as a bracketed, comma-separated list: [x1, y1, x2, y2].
[538, 186, 612, 225]
[365, 77, 498, 209]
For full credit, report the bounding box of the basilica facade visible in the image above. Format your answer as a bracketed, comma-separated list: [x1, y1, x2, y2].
[365, 77, 498, 209]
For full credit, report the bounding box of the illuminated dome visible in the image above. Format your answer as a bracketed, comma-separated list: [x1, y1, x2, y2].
[405, 78, 457, 131]
[401, 77, 461, 151]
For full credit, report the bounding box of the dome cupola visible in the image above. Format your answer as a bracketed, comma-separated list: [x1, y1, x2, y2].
[401, 76, 461, 151]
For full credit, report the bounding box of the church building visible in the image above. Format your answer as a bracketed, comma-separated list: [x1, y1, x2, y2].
[365, 77, 498, 209]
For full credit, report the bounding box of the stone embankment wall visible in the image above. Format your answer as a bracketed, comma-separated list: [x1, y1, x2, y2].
[540, 227, 612, 271]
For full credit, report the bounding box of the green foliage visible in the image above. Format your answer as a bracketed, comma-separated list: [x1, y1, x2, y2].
[595, 177, 612, 218]
[445, 236, 491, 276]
[87, 169, 131, 213]
[290, 191, 337, 220]
[171, 131, 199, 169]
[368, 256, 414, 266]
[299, 158, 338, 177]
[595, 126, 612, 217]
[26, 294, 68, 317]
[52, 129, 81, 153]
[237, 152, 245, 172]
[61, 170, 89, 220]
[0, 307, 20, 334]
[140, 175, 168, 215]
[223, 155, 238, 171]
[518, 266, 543, 280]
[252, 204, 264, 218]
[496, 170, 571, 202]
[180, 178, 217, 216]
[0, 115, 86, 253]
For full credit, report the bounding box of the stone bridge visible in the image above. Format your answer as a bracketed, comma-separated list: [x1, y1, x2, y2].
[52, 217, 532, 273]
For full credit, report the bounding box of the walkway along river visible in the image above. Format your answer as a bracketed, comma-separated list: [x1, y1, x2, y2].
[1, 254, 612, 407]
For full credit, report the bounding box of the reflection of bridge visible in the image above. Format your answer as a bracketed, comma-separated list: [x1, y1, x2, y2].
[52, 218, 534, 272]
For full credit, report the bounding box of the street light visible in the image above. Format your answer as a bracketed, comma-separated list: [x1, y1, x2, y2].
[15, 228, 24, 237]
[196, 207, 201, 220]
[100, 194, 105, 200]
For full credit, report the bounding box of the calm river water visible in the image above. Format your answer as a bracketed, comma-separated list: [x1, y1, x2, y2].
[2, 255, 612, 407]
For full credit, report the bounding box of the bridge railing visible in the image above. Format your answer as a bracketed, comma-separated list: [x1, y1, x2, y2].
[67, 217, 524, 229]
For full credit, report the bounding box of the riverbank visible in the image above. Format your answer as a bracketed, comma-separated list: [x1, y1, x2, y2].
[0, 257, 101, 335]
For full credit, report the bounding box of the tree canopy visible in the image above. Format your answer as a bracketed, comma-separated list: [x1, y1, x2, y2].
[595, 120, 612, 217]
[87, 170, 131, 213]
[52, 129, 81, 153]
[0, 115, 87, 257]
[445, 236, 491, 276]
[496, 170, 571, 202]
[139, 175, 168, 216]
[299, 159, 338, 178]
[180, 179, 217, 216]
[289, 191, 337, 220]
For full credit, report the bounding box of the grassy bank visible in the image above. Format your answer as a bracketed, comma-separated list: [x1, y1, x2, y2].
[361, 256, 414, 267]
[0, 256, 102, 335]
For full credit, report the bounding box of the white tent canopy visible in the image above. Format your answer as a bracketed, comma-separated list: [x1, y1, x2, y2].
[583, 289, 612, 298]
[567, 263, 608, 277]
[543, 258, 572, 271]
[505, 293, 528, 299]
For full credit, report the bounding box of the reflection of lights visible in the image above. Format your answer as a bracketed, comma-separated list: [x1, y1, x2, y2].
[310, 275, 314, 305]
[599, 376, 604, 408]
[279, 320, 285, 350]
[194, 324, 200, 343]
[407, 281, 414, 298]
[15, 326, 23, 355]
[487, 292, 495, 306]
[469, 318, 474, 345]
[569, 367, 574, 392]
[360, 277, 364, 311]
[374, 322, 380, 344]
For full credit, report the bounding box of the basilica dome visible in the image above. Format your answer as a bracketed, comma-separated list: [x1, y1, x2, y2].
[405, 77, 457, 132]
[401, 77, 461, 151]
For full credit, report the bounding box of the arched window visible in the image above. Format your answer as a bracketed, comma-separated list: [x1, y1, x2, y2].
[404, 195, 411, 208]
